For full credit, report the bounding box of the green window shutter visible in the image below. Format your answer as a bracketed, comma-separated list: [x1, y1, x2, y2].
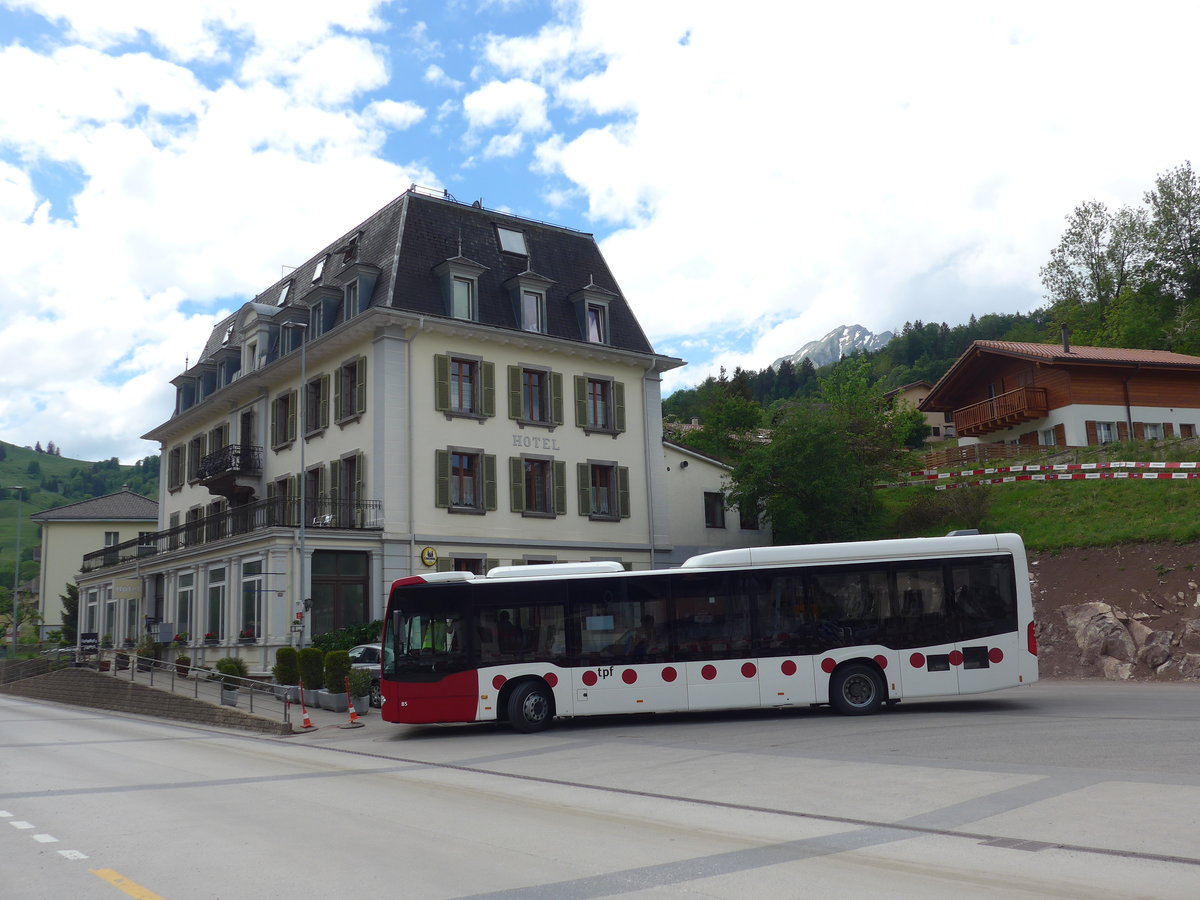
[436, 557, 453, 573]
[266, 481, 277, 501]
[574, 375, 586, 428]
[271, 400, 278, 446]
[434, 449, 450, 507]
[483, 454, 497, 510]
[434, 355, 450, 411]
[551, 372, 564, 425]
[618, 466, 630, 518]
[482, 361, 496, 417]
[353, 452, 364, 502]
[507, 366, 521, 420]
[333, 371, 343, 423]
[319, 375, 330, 428]
[485, 558, 499, 572]
[509, 457, 525, 512]
[613, 381, 626, 433]
[577, 463, 590, 515]
[329, 459, 341, 506]
[553, 460, 567, 515]
[286, 393, 297, 441]
[355, 358, 367, 414]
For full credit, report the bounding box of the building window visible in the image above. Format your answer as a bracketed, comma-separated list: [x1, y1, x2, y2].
[577, 462, 630, 520]
[305, 374, 329, 435]
[496, 226, 528, 255]
[434, 354, 495, 419]
[187, 434, 206, 482]
[334, 357, 366, 424]
[520, 290, 544, 332]
[510, 456, 565, 516]
[1182, 424, 1196, 438]
[104, 531, 119, 547]
[586, 303, 608, 344]
[435, 448, 497, 513]
[1040, 428, 1056, 446]
[240, 560, 262, 642]
[344, 280, 360, 320]
[168, 445, 184, 491]
[177, 573, 193, 640]
[209, 422, 229, 452]
[271, 390, 297, 448]
[509, 365, 562, 427]
[206, 566, 226, 641]
[704, 492, 726, 529]
[312, 255, 326, 283]
[1143, 422, 1163, 440]
[1096, 421, 1117, 444]
[574, 375, 626, 435]
[452, 278, 474, 319]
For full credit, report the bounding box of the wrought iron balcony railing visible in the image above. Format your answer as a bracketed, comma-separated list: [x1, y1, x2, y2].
[196, 444, 263, 481]
[81, 496, 384, 573]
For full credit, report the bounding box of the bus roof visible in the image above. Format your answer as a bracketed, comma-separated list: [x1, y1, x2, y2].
[681, 533, 1021, 569]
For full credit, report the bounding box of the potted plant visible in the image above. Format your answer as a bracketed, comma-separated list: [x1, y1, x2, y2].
[175, 654, 191, 677]
[204, 632, 220, 645]
[272, 647, 301, 702]
[297, 647, 324, 707]
[215, 656, 249, 706]
[348, 668, 372, 716]
[319, 650, 352, 711]
[173, 632, 189, 646]
[237, 628, 256, 644]
[101, 634, 113, 649]
[122, 636, 136, 648]
[135, 634, 157, 671]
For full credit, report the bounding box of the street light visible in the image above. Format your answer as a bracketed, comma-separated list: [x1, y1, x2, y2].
[281, 322, 308, 647]
[10, 485, 24, 658]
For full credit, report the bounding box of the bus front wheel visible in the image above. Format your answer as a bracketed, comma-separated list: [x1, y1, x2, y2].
[507, 681, 554, 733]
[829, 664, 884, 716]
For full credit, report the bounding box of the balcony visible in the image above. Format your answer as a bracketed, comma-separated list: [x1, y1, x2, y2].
[953, 386, 1050, 438]
[81, 496, 384, 573]
[196, 444, 263, 498]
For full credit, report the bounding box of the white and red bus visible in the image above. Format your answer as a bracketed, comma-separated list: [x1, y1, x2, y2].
[380, 532, 1037, 732]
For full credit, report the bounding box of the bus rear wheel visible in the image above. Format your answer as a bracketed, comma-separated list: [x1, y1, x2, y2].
[508, 681, 554, 733]
[829, 664, 884, 715]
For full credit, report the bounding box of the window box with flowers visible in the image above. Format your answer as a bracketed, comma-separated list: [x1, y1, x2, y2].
[173, 632, 190, 646]
[122, 637, 136, 649]
[238, 629, 257, 644]
[203, 632, 220, 645]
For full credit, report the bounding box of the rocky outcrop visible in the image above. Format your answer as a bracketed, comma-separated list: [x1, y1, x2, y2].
[1060, 600, 1199, 681]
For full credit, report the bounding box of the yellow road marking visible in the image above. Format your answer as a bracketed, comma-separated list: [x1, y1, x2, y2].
[90, 868, 167, 900]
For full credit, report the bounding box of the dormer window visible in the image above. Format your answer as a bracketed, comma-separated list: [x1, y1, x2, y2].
[496, 226, 528, 255]
[570, 280, 617, 345]
[278, 281, 291, 306]
[345, 280, 360, 320]
[433, 255, 488, 322]
[312, 256, 327, 283]
[505, 270, 554, 334]
[586, 303, 608, 343]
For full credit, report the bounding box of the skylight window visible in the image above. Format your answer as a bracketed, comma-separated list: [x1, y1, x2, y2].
[312, 256, 326, 283]
[496, 226, 528, 255]
[277, 282, 290, 306]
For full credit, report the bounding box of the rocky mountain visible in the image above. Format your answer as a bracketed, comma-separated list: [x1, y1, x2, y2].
[772, 324, 894, 371]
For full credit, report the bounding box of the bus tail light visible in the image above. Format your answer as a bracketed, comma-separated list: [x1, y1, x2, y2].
[1027, 621, 1038, 656]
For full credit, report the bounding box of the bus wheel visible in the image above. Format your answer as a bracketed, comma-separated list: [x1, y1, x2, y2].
[829, 664, 883, 715]
[508, 681, 554, 733]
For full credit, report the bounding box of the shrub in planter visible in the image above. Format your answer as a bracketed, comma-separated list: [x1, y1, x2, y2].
[323, 650, 352, 694]
[135, 634, 158, 670]
[348, 668, 372, 713]
[175, 654, 191, 677]
[297, 647, 324, 693]
[214, 655, 249, 688]
[273, 647, 300, 685]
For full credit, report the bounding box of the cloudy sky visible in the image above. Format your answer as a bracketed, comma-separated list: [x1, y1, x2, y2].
[2, 1, 1199, 463]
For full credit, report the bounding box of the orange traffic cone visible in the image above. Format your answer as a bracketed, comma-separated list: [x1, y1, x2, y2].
[296, 680, 317, 731]
[338, 676, 364, 729]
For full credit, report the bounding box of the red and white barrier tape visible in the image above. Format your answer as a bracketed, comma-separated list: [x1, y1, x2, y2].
[880, 461, 1200, 489]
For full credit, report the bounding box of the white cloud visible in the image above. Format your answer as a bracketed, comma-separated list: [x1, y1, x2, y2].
[484, 132, 523, 158]
[423, 63, 463, 91]
[462, 78, 549, 133]
[367, 99, 426, 130]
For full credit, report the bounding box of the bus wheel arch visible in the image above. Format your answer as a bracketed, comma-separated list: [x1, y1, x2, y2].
[502, 677, 556, 733]
[828, 660, 885, 716]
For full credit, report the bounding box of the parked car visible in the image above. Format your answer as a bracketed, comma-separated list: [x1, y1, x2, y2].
[349, 643, 382, 707]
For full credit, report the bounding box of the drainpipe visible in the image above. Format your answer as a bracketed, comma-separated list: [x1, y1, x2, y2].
[1122, 363, 1141, 438]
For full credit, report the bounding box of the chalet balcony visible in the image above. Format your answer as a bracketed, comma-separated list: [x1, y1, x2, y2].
[953, 386, 1050, 438]
[196, 444, 263, 498]
[81, 496, 384, 573]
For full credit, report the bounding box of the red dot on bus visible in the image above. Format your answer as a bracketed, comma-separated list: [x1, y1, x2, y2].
[741, 662, 757, 678]
[820, 658, 836, 674]
[544, 672, 559, 687]
[949, 650, 964, 667]
[781, 660, 797, 676]
[988, 647, 1004, 664]
[582, 670, 598, 687]
[701, 664, 717, 680]
[873, 655, 888, 669]
[910, 653, 926, 668]
[661, 666, 678, 682]
[622, 669, 637, 684]
[492, 674, 506, 690]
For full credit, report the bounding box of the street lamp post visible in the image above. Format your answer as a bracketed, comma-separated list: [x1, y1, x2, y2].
[282, 322, 308, 647]
[10, 485, 24, 658]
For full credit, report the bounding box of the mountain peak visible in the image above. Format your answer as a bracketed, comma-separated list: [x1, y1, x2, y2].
[772, 324, 893, 370]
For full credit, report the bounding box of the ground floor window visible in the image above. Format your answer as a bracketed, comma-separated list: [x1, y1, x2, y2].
[206, 567, 226, 641]
[310, 550, 370, 635]
[240, 560, 263, 641]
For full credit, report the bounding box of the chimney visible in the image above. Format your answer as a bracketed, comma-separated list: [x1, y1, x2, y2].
[1059, 323, 1071, 353]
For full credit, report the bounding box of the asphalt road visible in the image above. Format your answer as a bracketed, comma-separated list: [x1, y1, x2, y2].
[1, 679, 1198, 898]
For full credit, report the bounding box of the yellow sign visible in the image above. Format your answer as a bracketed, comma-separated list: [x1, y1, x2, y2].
[420, 546, 438, 567]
